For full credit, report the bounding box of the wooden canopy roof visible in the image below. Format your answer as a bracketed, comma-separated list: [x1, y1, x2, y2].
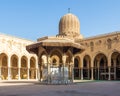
[26, 36, 85, 54]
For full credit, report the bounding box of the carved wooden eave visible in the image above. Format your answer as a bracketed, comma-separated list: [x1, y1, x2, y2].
[26, 36, 85, 55]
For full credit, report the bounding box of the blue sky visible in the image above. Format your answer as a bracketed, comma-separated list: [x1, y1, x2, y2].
[0, 0, 120, 41]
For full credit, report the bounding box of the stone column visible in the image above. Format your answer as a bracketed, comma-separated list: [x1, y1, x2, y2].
[0, 66, 1, 80]
[62, 54, 66, 83]
[91, 67, 94, 80]
[8, 56, 11, 80]
[79, 68, 81, 79]
[81, 67, 83, 80]
[47, 55, 51, 75]
[87, 61, 90, 80]
[91, 59, 94, 80]
[38, 59, 41, 81]
[69, 62, 72, 81]
[47, 55, 51, 83]
[27, 58, 30, 80]
[71, 56, 74, 82]
[36, 58, 38, 80]
[113, 59, 116, 80]
[81, 58, 83, 80]
[18, 58, 21, 80]
[108, 66, 111, 80]
[97, 60, 100, 80]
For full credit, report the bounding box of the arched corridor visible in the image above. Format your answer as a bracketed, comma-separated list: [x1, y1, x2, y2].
[116, 54, 120, 80]
[94, 53, 108, 80]
[111, 52, 120, 80]
[74, 57, 80, 79]
[11, 55, 18, 79]
[83, 55, 91, 80]
[21, 56, 28, 79]
[30, 57, 36, 79]
[0, 53, 8, 80]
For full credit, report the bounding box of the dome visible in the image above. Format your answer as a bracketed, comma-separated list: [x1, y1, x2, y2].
[59, 13, 80, 37]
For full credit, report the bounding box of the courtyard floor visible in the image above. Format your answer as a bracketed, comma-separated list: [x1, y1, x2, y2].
[0, 80, 120, 96]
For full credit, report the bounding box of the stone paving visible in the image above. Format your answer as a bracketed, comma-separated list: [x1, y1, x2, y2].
[0, 81, 120, 96]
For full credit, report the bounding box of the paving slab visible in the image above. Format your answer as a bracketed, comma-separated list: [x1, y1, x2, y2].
[0, 81, 119, 96]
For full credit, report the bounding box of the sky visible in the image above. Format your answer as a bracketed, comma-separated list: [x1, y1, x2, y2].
[0, 0, 120, 41]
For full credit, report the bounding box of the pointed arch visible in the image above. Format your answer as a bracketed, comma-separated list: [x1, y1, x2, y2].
[30, 57, 36, 68]
[11, 54, 18, 67]
[51, 55, 60, 66]
[20, 55, 28, 79]
[83, 55, 91, 80]
[0, 53, 8, 67]
[30, 57, 36, 79]
[74, 56, 81, 79]
[94, 53, 108, 80]
[50, 48, 62, 63]
[21, 56, 28, 67]
[11, 54, 19, 79]
[111, 51, 120, 80]
[0, 53, 8, 80]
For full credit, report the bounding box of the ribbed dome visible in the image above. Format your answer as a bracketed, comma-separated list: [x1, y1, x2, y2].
[59, 13, 80, 37]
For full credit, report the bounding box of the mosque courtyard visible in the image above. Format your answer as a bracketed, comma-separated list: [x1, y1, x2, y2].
[0, 81, 119, 96]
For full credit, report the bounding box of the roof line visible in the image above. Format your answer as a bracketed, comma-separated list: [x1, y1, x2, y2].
[83, 31, 120, 40]
[0, 32, 35, 42]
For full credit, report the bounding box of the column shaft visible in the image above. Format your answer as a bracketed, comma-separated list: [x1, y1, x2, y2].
[47, 55, 51, 83]
[71, 57, 74, 82]
[108, 66, 111, 80]
[18, 58, 21, 80]
[62, 55, 66, 83]
[0, 67, 1, 80]
[97, 61, 100, 80]
[36, 60, 38, 80]
[91, 67, 94, 80]
[81, 68, 83, 80]
[8, 57, 11, 80]
[113, 60, 116, 80]
[27, 58, 30, 80]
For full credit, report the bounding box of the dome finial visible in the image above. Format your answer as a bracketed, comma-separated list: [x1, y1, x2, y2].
[68, 8, 70, 13]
